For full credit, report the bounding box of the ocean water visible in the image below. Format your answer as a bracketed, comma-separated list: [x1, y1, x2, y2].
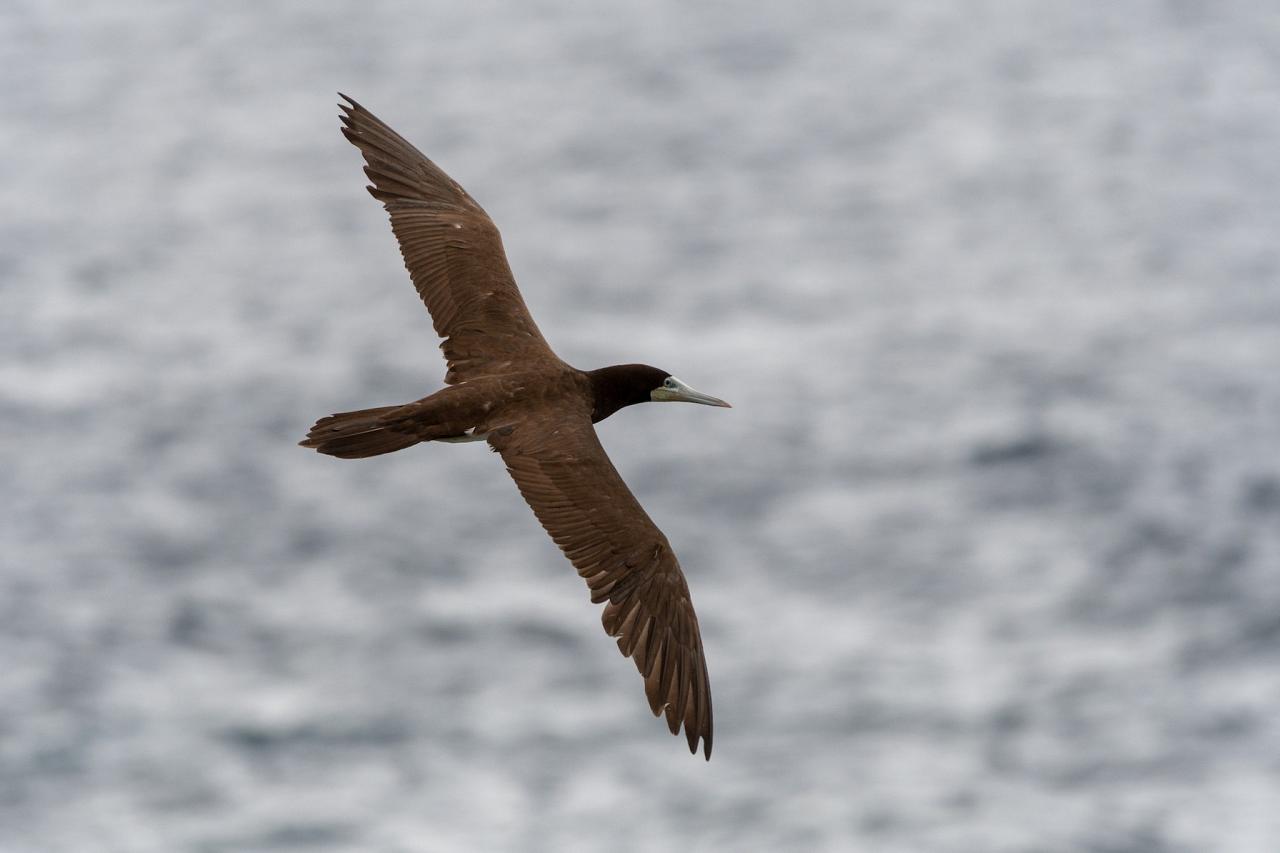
[4, 1, 1280, 850]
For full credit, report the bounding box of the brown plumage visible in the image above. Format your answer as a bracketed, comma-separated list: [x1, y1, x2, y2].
[301, 95, 730, 759]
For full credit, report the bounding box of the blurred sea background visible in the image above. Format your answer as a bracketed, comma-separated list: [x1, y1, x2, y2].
[5, 1, 1280, 851]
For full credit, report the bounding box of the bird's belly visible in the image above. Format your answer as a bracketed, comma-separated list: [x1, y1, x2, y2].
[437, 429, 489, 443]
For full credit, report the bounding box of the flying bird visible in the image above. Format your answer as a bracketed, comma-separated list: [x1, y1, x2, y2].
[301, 95, 730, 758]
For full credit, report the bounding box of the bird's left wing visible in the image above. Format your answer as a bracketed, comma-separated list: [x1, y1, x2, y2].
[488, 412, 714, 758]
[338, 95, 559, 383]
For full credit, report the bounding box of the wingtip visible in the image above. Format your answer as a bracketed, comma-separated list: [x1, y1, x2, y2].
[689, 726, 712, 760]
[337, 93, 362, 119]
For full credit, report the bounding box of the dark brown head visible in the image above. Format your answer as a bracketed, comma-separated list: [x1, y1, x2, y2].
[587, 364, 731, 423]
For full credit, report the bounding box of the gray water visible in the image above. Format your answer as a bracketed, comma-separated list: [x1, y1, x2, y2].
[5, 1, 1280, 851]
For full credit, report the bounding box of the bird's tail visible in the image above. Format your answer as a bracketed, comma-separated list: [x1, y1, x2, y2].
[299, 406, 421, 458]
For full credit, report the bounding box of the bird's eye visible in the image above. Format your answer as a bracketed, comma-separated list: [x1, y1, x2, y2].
[664, 378, 675, 388]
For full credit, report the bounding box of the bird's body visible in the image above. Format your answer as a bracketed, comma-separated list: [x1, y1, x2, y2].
[301, 96, 728, 758]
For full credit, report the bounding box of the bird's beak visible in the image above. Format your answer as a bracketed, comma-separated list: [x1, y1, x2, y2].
[652, 377, 732, 408]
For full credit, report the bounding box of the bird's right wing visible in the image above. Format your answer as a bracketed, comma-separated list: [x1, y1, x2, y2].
[339, 95, 558, 383]
[488, 412, 714, 758]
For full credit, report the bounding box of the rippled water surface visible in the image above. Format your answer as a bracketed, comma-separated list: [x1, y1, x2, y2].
[5, 2, 1280, 851]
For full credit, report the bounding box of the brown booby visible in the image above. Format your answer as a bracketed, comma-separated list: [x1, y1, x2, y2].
[301, 96, 729, 758]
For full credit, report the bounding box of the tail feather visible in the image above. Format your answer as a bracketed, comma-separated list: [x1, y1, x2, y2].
[299, 405, 421, 458]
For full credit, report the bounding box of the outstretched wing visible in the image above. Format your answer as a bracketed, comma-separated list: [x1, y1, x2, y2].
[489, 412, 714, 758]
[338, 95, 558, 383]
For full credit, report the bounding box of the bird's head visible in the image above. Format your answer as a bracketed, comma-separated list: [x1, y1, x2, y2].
[589, 364, 731, 422]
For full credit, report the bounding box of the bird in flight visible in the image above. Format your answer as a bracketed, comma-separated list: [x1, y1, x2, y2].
[301, 95, 730, 758]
